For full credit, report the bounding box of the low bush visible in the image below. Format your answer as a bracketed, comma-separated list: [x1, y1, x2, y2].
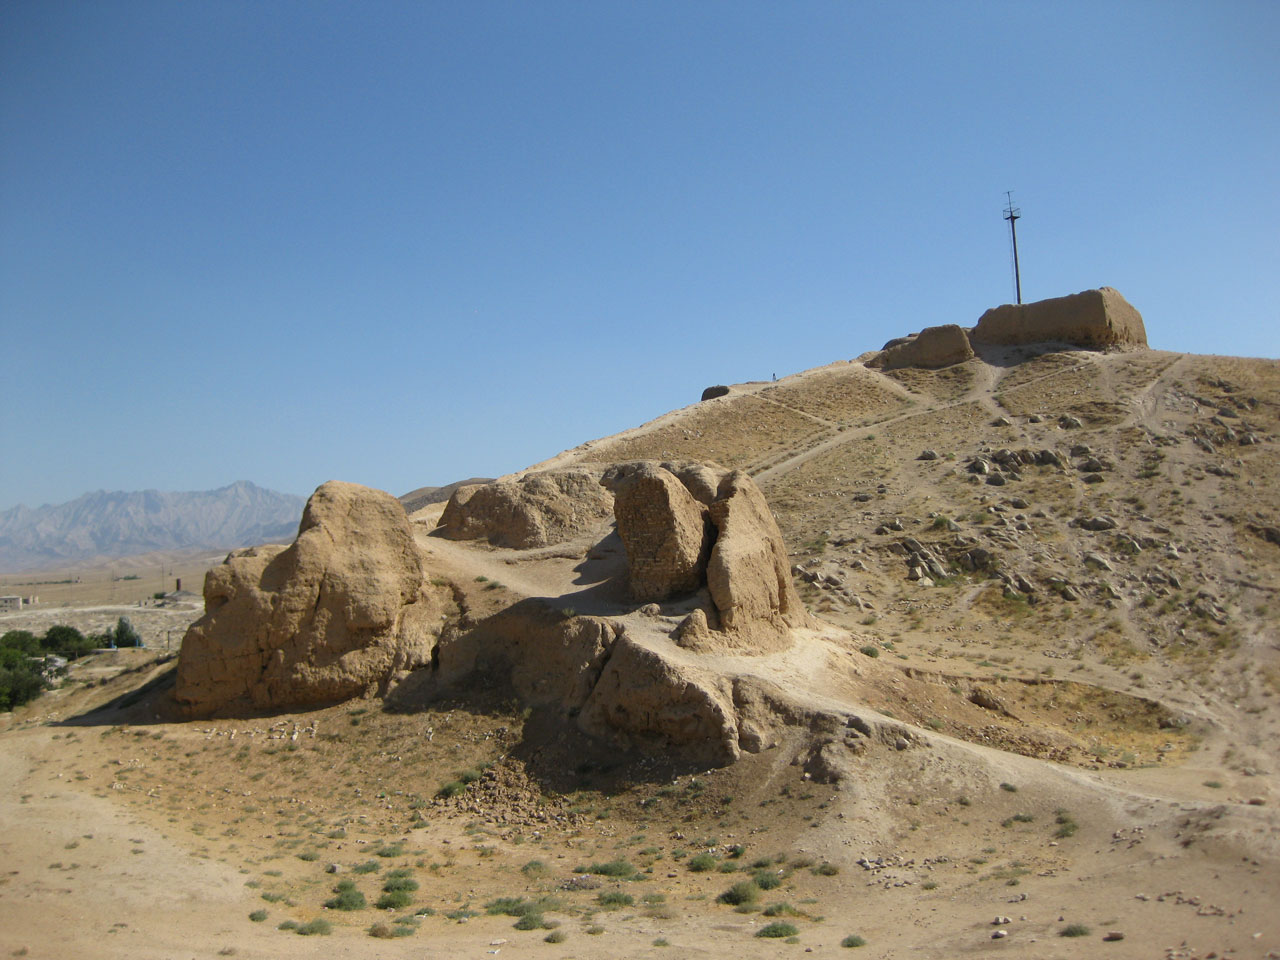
[756, 922, 798, 938]
[717, 880, 759, 905]
[324, 880, 366, 911]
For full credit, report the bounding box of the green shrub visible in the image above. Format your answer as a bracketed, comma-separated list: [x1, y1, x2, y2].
[999, 782, 1018, 792]
[544, 929, 568, 943]
[520, 859, 548, 878]
[513, 913, 547, 930]
[352, 860, 380, 874]
[812, 863, 839, 876]
[717, 881, 759, 905]
[382, 871, 419, 893]
[753, 871, 783, 890]
[376, 890, 412, 910]
[368, 921, 413, 938]
[374, 844, 404, 858]
[859, 645, 880, 658]
[762, 902, 799, 917]
[294, 919, 331, 936]
[756, 922, 798, 938]
[1059, 924, 1090, 937]
[487, 897, 538, 917]
[248, 910, 267, 922]
[579, 859, 634, 877]
[324, 880, 367, 911]
[597, 891, 634, 908]
[841, 934, 867, 947]
[688, 853, 718, 873]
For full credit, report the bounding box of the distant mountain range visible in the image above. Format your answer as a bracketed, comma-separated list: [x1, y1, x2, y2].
[0, 481, 308, 572]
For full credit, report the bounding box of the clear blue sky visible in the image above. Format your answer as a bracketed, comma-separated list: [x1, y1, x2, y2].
[2, 1, 1277, 510]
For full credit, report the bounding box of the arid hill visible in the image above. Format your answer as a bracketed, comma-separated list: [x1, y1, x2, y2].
[3, 289, 1278, 960]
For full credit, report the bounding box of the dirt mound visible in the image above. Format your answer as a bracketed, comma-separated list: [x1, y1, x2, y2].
[173, 481, 448, 716]
[434, 467, 613, 548]
[971, 286, 1148, 348]
[869, 323, 974, 370]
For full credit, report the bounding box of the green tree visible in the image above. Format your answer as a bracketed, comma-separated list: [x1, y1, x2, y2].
[113, 617, 143, 647]
[1, 630, 41, 656]
[0, 647, 47, 711]
[42, 625, 95, 659]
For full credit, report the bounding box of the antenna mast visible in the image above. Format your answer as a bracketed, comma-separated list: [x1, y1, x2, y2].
[1003, 190, 1022, 304]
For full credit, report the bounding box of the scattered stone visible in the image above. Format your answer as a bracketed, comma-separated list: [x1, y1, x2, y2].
[968, 458, 992, 475]
[992, 916, 1012, 926]
[1084, 552, 1114, 571]
[992, 417, 1012, 427]
[992, 930, 1008, 939]
[917, 449, 939, 461]
[1102, 932, 1125, 942]
[1078, 515, 1117, 531]
[1059, 416, 1084, 430]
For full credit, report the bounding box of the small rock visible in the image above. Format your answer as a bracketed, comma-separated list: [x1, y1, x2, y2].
[1102, 931, 1125, 942]
[1059, 415, 1083, 429]
[1083, 472, 1105, 484]
[917, 449, 939, 460]
[986, 474, 1007, 486]
[992, 929, 1008, 939]
[992, 416, 1012, 427]
[639, 603, 663, 617]
[325, 863, 342, 874]
[894, 737, 910, 751]
[992, 916, 1012, 925]
[1247, 797, 1266, 806]
[1028, 414, 1043, 423]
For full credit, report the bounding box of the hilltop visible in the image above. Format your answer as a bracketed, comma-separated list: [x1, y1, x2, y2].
[2, 289, 1278, 960]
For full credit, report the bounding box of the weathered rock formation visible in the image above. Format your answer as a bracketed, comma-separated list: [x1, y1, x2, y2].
[971, 287, 1147, 349]
[701, 384, 731, 401]
[601, 462, 809, 653]
[602, 462, 714, 601]
[174, 481, 447, 716]
[870, 323, 974, 370]
[435, 467, 613, 548]
[701, 471, 809, 650]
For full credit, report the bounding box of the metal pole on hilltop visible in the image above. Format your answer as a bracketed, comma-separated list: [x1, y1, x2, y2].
[1003, 191, 1022, 304]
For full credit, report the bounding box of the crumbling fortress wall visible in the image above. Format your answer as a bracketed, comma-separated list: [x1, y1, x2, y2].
[971, 286, 1148, 349]
[865, 288, 1148, 371]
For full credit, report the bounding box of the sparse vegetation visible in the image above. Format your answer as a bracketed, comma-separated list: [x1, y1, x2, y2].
[756, 921, 799, 938]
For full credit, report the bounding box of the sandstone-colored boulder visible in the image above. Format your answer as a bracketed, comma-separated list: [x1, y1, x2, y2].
[578, 632, 740, 766]
[174, 481, 445, 716]
[435, 467, 613, 548]
[872, 324, 974, 369]
[424, 607, 624, 711]
[602, 462, 713, 601]
[703, 471, 810, 652]
[971, 287, 1147, 349]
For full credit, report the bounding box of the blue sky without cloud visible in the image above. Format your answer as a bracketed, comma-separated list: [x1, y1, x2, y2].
[2, 1, 1277, 511]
